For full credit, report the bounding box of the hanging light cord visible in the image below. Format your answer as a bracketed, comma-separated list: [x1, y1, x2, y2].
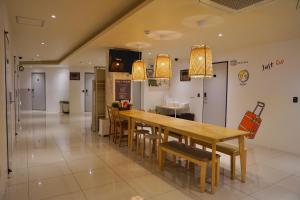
[297, 0, 300, 10]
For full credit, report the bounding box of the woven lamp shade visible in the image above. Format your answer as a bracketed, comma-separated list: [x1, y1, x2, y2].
[188, 45, 213, 78]
[154, 54, 172, 79]
[132, 60, 147, 81]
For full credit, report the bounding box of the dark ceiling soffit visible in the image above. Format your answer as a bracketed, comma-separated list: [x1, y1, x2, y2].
[20, 0, 153, 65]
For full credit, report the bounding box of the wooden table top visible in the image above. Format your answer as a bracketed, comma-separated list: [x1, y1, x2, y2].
[119, 109, 248, 143]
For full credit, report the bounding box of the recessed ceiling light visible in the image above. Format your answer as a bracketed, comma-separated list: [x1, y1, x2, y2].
[41, 42, 45, 45]
[36, 54, 40, 57]
[218, 33, 223, 37]
[51, 15, 56, 19]
[148, 52, 152, 55]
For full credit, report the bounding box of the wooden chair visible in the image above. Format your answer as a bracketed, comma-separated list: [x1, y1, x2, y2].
[106, 105, 115, 143]
[111, 108, 128, 146]
[135, 129, 150, 154]
[159, 141, 220, 193]
[135, 109, 155, 132]
[139, 126, 162, 159]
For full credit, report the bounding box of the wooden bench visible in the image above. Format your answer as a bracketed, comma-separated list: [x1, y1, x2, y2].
[159, 141, 220, 193]
[191, 139, 246, 180]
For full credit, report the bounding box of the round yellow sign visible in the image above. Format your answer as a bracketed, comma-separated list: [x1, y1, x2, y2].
[238, 69, 249, 85]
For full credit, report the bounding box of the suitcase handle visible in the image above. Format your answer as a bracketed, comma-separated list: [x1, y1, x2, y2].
[253, 101, 265, 117]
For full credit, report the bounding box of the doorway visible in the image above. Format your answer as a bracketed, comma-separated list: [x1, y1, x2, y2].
[202, 61, 228, 127]
[132, 82, 141, 110]
[31, 72, 46, 110]
[84, 72, 95, 112]
[4, 31, 13, 173]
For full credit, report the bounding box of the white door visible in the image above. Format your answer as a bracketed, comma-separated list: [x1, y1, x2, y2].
[4, 31, 13, 173]
[202, 62, 228, 126]
[84, 73, 95, 112]
[132, 82, 141, 110]
[189, 78, 204, 122]
[32, 73, 46, 110]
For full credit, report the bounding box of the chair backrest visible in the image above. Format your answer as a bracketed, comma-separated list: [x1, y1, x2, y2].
[111, 107, 121, 126]
[107, 105, 113, 123]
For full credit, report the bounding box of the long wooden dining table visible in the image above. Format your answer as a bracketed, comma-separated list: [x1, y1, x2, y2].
[119, 109, 248, 193]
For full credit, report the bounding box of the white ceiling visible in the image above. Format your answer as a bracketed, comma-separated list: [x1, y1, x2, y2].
[6, 0, 146, 62]
[6, 0, 300, 67]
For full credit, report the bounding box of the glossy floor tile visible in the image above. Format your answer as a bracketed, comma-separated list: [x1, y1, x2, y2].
[29, 175, 80, 200]
[73, 168, 122, 190]
[83, 181, 138, 200]
[4, 111, 300, 200]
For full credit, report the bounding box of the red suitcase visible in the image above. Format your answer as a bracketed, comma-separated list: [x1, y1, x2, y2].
[238, 102, 265, 139]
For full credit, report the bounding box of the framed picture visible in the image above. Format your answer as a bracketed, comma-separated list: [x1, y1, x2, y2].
[146, 69, 154, 79]
[115, 80, 131, 101]
[180, 69, 190, 81]
[148, 79, 169, 88]
[70, 72, 80, 80]
[146, 64, 154, 78]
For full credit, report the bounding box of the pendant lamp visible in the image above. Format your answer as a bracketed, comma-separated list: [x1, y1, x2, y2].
[154, 54, 172, 79]
[131, 60, 147, 81]
[188, 45, 213, 78]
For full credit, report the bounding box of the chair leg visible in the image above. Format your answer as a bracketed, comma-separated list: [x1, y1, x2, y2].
[159, 149, 165, 170]
[158, 148, 162, 169]
[178, 136, 182, 143]
[230, 155, 236, 180]
[172, 155, 177, 164]
[156, 139, 160, 160]
[151, 127, 155, 134]
[184, 136, 188, 145]
[108, 125, 111, 143]
[136, 133, 140, 154]
[113, 127, 117, 144]
[119, 129, 123, 147]
[149, 139, 153, 158]
[215, 159, 220, 186]
[142, 136, 145, 158]
[200, 164, 206, 193]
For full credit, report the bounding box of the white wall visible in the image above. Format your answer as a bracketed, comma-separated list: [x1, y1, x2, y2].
[169, 59, 204, 121]
[19, 66, 94, 113]
[166, 39, 300, 155]
[0, 1, 8, 197]
[215, 39, 300, 155]
[19, 67, 69, 113]
[142, 81, 169, 111]
[0, 0, 16, 197]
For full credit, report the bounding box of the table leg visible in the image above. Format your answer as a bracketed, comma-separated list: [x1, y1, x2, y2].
[163, 128, 169, 142]
[127, 117, 131, 149]
[127, 117, 132, 150]
[211, 143, 216, 194]
[130, 119, 136, 151]
[156, 126, 162, 161]
[239, 136, 247, 183]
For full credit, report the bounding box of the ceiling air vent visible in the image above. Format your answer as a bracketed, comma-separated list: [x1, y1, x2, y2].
[199, 0, 274, 12]
[16, 16, 45, 27]
[210, 0, 264, 10]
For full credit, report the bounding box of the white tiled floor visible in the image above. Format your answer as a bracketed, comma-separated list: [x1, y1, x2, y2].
[4, 111, 300, 200]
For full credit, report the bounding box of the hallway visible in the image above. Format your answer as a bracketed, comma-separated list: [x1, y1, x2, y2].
[4, 112, 300, 200]
[6, 112, 192, 200]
